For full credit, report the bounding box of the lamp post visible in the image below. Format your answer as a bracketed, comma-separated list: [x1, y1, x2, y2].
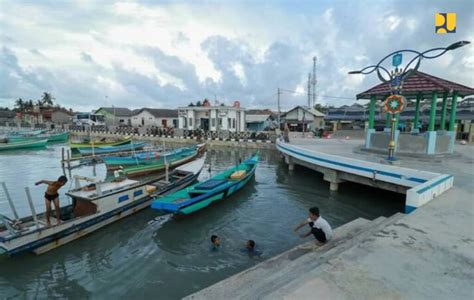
[348, 41, 470, 161]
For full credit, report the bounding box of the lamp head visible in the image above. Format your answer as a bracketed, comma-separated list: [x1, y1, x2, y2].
[446, 40, 470, 51]
[348, 70, 362, 75]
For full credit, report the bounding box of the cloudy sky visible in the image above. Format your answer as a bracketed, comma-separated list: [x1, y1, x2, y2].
[1, 0, 473, 111]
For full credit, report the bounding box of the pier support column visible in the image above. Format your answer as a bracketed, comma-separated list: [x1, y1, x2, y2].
[324, 169, 343, 192]
[329, 182, 339, 192]
[284, 155, 295, 171]
[288, 160, 295, 171]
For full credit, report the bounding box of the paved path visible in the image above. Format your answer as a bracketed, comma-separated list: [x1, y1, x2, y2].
[186, 138, 474, 299]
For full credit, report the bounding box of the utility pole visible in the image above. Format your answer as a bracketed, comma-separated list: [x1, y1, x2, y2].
[277, 88, 281, 129]
[307, 73, 312, 107]
[312, 56, 317, 107]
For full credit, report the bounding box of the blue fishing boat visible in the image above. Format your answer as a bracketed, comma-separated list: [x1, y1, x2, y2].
[77, 141, 146, 156]
[151, 152, 259, 215]
[102, 144, 202, 170]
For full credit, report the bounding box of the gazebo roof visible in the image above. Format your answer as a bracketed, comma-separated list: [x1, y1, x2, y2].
[357, 70, 474, 100]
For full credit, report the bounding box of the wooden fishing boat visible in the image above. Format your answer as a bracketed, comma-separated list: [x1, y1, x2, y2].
[0, 156, 205, 256]
[123, 145, 203, 178]
[45, 132, 69, 142]
[151, 152, 259, 215]
[0, 139, 48, 151]
[77, 141, 146, 156]
[102, 145, 199, 170]
[9, 132, 69, 143]
[69, 136, 132, 150]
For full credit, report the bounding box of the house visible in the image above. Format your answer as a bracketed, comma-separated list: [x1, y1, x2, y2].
[177, 101, 246, 132]
[0, 109, 15, 125]
[44, 109, 73, 124]
[95, 107, 133, 126]
[131, 108, 178, 127]
[15, 107, 73, 125]
[245, 109, 276, 131]
[282, 105, 325, 131]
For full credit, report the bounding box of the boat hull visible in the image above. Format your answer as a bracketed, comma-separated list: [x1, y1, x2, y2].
[77, 141, 146, 156]
[103, 147, 195, 170]
[151, 153, 258, 215]
[124, 149, 199, 177]
[0, 167, 201, 256]
[69, 137, 132, 149]
[0, 139, 48, 151]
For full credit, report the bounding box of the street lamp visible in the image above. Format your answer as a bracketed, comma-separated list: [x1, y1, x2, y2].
[348, 41, 470, 161]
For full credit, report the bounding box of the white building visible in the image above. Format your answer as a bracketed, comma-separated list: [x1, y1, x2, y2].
[131, 108, 178, 127]
[178, 105, 246, 132]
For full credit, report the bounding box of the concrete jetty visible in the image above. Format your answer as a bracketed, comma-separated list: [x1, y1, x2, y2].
[186, 138, 474, 299]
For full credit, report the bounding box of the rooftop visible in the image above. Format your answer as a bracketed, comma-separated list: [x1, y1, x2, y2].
[357, 70, 474, 100]
[139, 108, 178, 118]
[245, 114, 273, 123]
[96, 107, 134, 116]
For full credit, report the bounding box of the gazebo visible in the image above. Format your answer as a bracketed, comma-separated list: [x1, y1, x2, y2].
[357, 70, 474, 155]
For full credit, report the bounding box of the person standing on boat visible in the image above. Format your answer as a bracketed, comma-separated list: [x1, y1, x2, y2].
[35, 176, 68, 226]
[293, 207, 333, 244]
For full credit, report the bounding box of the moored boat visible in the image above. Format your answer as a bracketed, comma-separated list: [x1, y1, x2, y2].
[151, 152, 258, 215]
[102, 144, 200, 170]
[123, 145, 203, 177]
[77, 141, 146, 156]
[69, 136, 132, 150]
[0, 139, 48, 151]
[8, 132, 69, 143]
[45, 132, 69, 142]
[0, 155, 205, 256]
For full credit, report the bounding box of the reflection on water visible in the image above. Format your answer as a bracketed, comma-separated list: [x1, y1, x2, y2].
[0, 144, 403, 299]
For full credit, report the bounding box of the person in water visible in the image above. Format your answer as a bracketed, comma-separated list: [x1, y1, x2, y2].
[35, 175, 68, 226]
[294, 206, 333, 244]
[246, 240, 256, 251]
[211, 235, 220, 250]
[242, 239, 262, 256]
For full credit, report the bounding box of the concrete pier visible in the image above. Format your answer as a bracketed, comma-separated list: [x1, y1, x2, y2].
[278, 138, 453, 212]
[185, 137, 474, 299]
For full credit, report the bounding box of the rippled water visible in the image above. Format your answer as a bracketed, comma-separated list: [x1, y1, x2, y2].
[0, 143, 404, 298]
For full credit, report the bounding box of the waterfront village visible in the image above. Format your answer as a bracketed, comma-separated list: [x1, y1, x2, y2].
[0, 2, 473, 300]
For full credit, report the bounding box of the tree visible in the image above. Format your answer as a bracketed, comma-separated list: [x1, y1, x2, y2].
[188, 102, 195, 107]
[41, 92, 54, 106]
[313, 103, 332, 114]
[196, 100, 202, 106]
[15, 98, 24, 111]
[26, 100, 34, 110]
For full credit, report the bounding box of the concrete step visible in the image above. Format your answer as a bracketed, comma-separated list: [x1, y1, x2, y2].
[185, 217, 378, 300]
[262, 212, 406, 299]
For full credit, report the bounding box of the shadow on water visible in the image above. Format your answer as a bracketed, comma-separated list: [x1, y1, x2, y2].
[0, 145, 404, 299]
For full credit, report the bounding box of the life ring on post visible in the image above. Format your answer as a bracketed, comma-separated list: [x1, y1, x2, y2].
[384, 95, 406, 114]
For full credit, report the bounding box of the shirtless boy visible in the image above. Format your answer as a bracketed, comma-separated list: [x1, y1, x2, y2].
[35, 175, 68, 226]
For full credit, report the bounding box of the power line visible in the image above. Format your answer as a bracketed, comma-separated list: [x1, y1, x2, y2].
[279, 88, 354, 100]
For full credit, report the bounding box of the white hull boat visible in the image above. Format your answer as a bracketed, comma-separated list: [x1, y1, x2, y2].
[0, 155, 206, 255]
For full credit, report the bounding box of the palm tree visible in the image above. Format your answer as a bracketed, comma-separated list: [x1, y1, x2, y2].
[27, 100, 34, 110]
[15, 98, 24, 111]
[41, 92, 54, 106]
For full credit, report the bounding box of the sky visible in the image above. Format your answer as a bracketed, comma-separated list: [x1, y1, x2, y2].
[0, 0, 473, 112]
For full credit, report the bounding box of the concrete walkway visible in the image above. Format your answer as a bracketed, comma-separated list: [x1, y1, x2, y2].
[186, 138, 474, 299]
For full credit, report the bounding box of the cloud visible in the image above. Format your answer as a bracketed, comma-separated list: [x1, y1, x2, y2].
[0, 0, 473, 112]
